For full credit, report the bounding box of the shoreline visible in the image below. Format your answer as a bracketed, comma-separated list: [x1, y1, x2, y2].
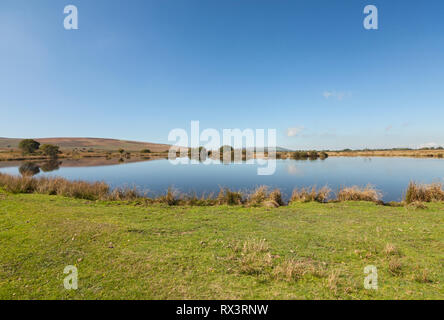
[0, 172, 442, 207]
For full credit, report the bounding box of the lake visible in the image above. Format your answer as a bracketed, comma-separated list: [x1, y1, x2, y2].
[1, 157, 444, 202]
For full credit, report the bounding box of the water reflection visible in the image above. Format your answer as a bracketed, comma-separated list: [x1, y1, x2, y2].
[40, 160, 62, 173]
[19, 162, 40, 176]
[286, 163, 303, 176]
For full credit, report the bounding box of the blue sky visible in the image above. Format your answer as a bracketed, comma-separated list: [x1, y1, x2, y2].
[1, 0, 443, 150]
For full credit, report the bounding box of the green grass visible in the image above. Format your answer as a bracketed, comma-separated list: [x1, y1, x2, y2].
[0, 190, 443, 300]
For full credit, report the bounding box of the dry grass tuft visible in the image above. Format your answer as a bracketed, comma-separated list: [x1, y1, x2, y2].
[248, 186, 269, 206]
[234, 239, 269, 253]
[268, 189, 284, 206]
[156, 187, 180, 206]
[273, 259, 326, 282]
[405, 182, 444, 203]
[216, 188, 244, 205]
[290, 186, 331, 203]
[327, 270, 341, 293]
[412, 268, 433, 283]
[388, 258, 403, 275]
[231, 239, 272, 275]
[107, 187, 141, 201]
[384, 243, 399, 256]
[337, 185, 382, 202]
[407, 201, 427, 209]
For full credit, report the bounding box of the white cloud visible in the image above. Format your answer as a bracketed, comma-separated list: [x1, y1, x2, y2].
[323, 91, 351, 101]
[419, 142, 442, 149]
[286, 127, 304, 137]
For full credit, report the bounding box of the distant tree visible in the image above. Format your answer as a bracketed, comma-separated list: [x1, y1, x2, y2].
[140, 149, 151, 153]
[18, 139, 40, 154]
[40, 144, 60, 158]
[118, 148, 125, 154]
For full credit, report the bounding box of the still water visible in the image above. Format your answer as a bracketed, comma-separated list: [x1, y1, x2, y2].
[1, 157, 444, 202]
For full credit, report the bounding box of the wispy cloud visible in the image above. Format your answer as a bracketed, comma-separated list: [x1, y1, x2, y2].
[286, 127, 304, 137]
[322, 91, 351, 101]
[385, 125, 393, 133]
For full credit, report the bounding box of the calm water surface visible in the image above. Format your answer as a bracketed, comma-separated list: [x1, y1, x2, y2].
[1, 157, 444, 202]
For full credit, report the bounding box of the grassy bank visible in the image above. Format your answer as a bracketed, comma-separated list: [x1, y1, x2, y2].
[0, 190, 443, 300]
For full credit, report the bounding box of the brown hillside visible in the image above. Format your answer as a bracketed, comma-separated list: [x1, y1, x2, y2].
[0, 137, 182, 152]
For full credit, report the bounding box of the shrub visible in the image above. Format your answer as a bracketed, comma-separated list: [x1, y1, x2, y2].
[308, 151, 319, 160]
[140, 149, 151, 153]
[319, 152, 329, 159]
[291, 151, 309, 160]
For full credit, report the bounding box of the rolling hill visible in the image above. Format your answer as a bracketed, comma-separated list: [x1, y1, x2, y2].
[0, 137, 181, 152]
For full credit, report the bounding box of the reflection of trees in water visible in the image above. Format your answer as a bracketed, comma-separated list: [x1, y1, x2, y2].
[19, 162, 40, 176]
[40, 160, 62, 173]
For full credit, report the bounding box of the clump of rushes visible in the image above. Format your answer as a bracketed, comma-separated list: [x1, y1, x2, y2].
[268, 189, 284, 206]
[337, 185, 382, 202]
[0, 174, 37, 194]
[248, 186, 269, 206]
[107, 187, 141, 201]
[156, 187, 180, 206]
[183, 192, 216, 206]
[246, 186, 285, 207]
[290, 186, 331, 203]
[216, 188, 244, 205]
[405, 182, 444, 203]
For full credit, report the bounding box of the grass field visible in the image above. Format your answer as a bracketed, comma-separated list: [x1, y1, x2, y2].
[0, 190, 443, 300]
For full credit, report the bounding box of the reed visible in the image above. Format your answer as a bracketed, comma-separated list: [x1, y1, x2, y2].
[290, 186, 331, 203]
[216, 187, 244, 205]
[337, 185, 382, 202]
[405, 182, 444, 203]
